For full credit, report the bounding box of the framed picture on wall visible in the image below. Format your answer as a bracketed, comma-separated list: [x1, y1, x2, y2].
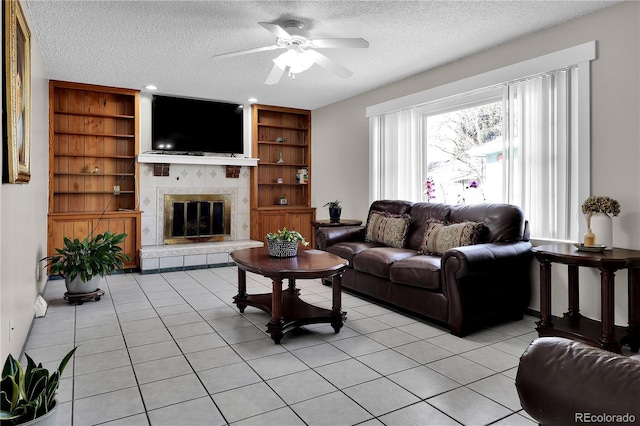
[3, 0, 31, 183]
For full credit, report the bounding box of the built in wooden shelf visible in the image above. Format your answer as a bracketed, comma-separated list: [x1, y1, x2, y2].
[54, 110, 135, 120]
[48, 80, 142, 269]
[251, 104, 316, 246]
[255, 124, 309, 131]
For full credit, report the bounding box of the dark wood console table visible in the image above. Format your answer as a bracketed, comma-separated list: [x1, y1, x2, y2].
[230, 247, 348, 344]
[532, 243, 640, 353]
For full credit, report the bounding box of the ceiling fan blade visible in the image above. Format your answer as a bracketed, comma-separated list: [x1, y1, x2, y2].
[258, 22, 292, 39]
[212, 44, 281, 59]
[306, 50, 353, 79]
[311, 38, 369, 49]
[265, 63, 287, 85]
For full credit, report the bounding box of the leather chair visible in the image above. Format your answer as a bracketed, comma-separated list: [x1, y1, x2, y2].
[515, 337, 640, 425]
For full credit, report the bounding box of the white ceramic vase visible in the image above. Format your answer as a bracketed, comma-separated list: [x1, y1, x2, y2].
[590, 212, 613, 250]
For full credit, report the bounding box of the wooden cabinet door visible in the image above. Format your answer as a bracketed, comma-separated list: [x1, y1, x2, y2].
[255, 210, 288, 241]
[286, 209, 316, 248]
[252, 208, 316, 248]
[48, 213, 139, 270]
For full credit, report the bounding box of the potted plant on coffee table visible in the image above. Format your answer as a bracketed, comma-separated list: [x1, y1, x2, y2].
[0, 347, 76, 425]
[42, 231, 130, 295]
[266, 228, 309, 258]
[323, 200, 342, 222]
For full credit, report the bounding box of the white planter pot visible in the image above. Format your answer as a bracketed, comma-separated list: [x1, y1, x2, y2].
[65, 274, 101, 294]
[590, 212, 613, 250]
[21, 400, 59, 426]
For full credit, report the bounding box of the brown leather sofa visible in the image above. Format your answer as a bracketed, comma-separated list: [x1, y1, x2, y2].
[316, 200, 532, 336]
[516, 337, 640, 425]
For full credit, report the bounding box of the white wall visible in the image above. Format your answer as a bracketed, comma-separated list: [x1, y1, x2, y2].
[312, 96, 372, 221]
[312, 2, 640, 325]
[0, 0, 50, 361]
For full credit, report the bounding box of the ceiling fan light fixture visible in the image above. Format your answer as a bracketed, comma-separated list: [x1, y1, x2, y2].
[273, 49, 314, 75]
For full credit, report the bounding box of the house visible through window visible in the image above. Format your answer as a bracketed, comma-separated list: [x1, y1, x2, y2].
[421, 100, 503, 205]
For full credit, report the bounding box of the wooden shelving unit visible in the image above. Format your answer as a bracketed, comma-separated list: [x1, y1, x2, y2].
[250, 105, 316, 246]
[47, 81, 141, 269]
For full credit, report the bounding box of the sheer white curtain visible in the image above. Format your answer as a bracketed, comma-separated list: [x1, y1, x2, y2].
[369, 109, 424, 202]
[505, 68, 580, 240]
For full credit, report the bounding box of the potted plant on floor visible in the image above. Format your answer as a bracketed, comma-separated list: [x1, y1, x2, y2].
[266, 227, 309, 258]
[323, 200, 342, 222]
[42, 231, 130, 294]
[0, 347, 76, 425]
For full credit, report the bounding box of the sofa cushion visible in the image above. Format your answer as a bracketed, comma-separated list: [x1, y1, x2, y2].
[405, 203, 452, 250]
[449, 204, 525, 242]
[326, 241, 380, 264]
[389, 255, 442, 290]
[368, 200, 413, 216]
[420, 220, 485, 255]
[365, 211, 411, 249]
[353, 247, 418, 279]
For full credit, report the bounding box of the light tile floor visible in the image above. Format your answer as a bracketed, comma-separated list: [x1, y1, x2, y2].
[25, 267, 540, 425]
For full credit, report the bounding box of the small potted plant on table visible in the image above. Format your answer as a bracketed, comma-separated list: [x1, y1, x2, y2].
[42, 231, 130, 295]
[323, 200, 342, 222]
[266, 228, 309, 258]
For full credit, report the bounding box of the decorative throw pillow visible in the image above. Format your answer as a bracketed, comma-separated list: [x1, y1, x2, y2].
[365, 211, 411, 249]
[420, 220, 485, 255]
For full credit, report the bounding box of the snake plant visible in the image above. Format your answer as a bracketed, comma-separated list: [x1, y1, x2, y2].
[0, 347, 76, 424]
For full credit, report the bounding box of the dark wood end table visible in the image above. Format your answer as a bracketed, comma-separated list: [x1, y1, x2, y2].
[310, 219, 363, 228]
[532, 243, 640, 353]
[310, 219, 363, 248]
[230, 247, 348, 344]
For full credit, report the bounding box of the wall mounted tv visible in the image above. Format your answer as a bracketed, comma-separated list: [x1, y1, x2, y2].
[152, 95, 244, 155]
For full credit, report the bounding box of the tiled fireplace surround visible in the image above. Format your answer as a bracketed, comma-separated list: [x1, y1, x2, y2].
[139, 162, 262, 273]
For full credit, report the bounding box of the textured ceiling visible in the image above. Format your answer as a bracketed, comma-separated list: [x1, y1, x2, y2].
[25, 0, 619, 110]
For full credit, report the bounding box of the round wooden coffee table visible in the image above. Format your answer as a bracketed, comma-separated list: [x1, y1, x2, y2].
[230, 247, 348, 344]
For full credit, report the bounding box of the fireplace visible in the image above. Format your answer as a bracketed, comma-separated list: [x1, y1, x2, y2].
[163, 194, 232, 244]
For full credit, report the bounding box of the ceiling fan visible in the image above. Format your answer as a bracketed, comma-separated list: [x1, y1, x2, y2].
[212, 20, 369, 85]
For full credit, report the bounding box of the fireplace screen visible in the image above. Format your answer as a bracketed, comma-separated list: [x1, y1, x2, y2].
[164, 194, 231, 244]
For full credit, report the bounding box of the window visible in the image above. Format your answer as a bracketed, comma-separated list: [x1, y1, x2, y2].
[367, 43, 594, 241]
[417, 90, 503, 205]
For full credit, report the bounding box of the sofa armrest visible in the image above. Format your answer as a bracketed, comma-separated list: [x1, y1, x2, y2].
[516, 337, 640, 425]
[316, 226, 366, 250]
[441, 241, 532, 277]
[441, 241, 533, 335]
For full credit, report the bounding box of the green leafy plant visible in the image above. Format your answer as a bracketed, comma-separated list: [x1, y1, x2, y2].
[323, 200, 342, 209]
[266, 227, 309, 246]
[42, 231, 130, 283]
[0, 347, 76, 424]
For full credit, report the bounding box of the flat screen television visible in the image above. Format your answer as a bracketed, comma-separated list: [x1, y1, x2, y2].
[152, 95, 244, 154]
